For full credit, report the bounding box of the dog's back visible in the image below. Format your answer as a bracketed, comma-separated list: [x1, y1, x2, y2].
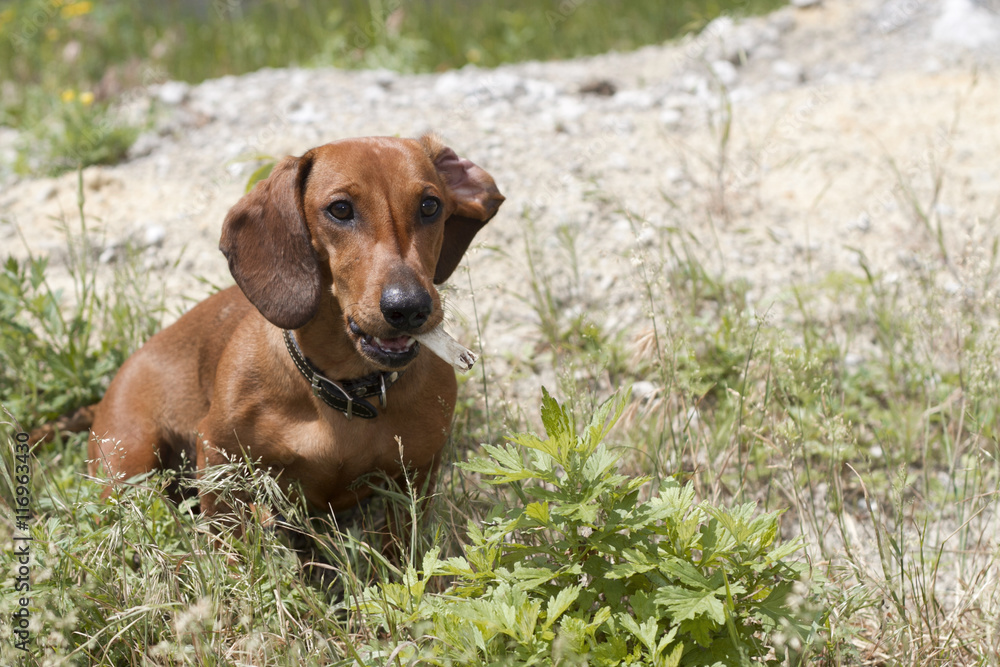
[88, 287, 253, 477]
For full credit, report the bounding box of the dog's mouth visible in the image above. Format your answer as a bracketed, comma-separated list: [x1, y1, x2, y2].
[348, 319, 420, 368]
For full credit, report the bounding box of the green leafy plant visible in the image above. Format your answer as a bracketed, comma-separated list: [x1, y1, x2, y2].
[358, 389, 818, 665]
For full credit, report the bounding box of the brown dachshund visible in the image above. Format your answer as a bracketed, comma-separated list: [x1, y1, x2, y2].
[88, 135, 504, 520]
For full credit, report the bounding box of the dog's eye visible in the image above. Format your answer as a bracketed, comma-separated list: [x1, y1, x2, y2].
[420, 197, 440, 219]
[327, 201, 354, 221]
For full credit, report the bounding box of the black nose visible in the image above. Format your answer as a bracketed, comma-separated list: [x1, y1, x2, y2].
[380, 282, 432, 331]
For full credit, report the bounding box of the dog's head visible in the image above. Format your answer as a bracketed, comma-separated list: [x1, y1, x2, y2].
[219, 135, 504, 370]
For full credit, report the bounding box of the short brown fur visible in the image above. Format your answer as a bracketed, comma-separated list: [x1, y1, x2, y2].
[88, 135, 504, 518]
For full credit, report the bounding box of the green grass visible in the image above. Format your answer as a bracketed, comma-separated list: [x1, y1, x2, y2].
[0, 0, 783, 174]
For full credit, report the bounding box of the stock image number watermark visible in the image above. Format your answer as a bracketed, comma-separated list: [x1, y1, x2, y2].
[11, 430, 32, 653]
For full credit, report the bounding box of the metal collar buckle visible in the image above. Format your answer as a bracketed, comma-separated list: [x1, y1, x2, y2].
[311, 375, 355, 420]
[284, 329, 401, 421]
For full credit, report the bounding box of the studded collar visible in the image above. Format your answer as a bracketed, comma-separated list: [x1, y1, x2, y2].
[282, 329, 403, 420]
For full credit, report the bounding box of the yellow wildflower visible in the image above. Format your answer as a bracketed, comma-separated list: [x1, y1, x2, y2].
[0, 9, 16, 29]
[61, 89, 76, 103]
[80, 91, 94, 106]
[46, 26, 59, 41]
[61, 2, 93, 19]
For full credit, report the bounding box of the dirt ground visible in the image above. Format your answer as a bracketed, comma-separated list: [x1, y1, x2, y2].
[1, 0, 998, 396]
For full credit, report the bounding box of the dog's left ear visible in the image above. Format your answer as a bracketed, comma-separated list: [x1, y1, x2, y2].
[421, 135, 505, 284]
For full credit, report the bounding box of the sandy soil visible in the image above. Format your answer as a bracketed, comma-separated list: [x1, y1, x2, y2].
[1, 0, 998, 399]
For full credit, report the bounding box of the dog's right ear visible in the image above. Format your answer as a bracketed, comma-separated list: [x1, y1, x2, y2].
[219, 154, 321, 329]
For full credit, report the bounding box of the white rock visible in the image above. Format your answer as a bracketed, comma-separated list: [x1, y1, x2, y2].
[98, 241, 123, 264]
[633, 226, 656, 246]
[768, 8, 797, 33]
[362, 85, 387, 105]
[612, 89, 657, 110]
[680, 73, 707, 94]
[932, 0, 1000, 48]
[522, 78, 558, 105]
[600, 115, 635, 135]
[659, 108, 683, 128]
[664, 166, 685, 184]
[735, 23, 778, 60]
[935, 203, 955, 217]
[698, 16, 735, 61]
[36, 183, 57, 203]
[699, 19, 779, 62]
[143, 224, 166, 248]
[791, 0, 822, 7]
[287, 102, 327, 124]
[372, 68, 397, 88]
[553, 96, 588, 123]
[432, 71, 467, 98]
[662, 93, 696, 110]
[128, 131, 160, 159]
[772, 59, 805, 82]
[482, 71, 527, 100]
[631, 381, 658, 402]
[607, 152, 630, 171]
[156, 81, 190, 106]
[923, 57, 944, 74]
[710, 60, 739, 87]
[846, 63, 879, 80]
[754, 43, 783, 61]
[728, 87, 752, 103]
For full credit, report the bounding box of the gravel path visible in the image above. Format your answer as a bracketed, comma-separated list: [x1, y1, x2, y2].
[2, 0, 999, 403]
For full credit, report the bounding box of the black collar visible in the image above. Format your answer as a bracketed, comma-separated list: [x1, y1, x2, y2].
[282, 329, 402, 420]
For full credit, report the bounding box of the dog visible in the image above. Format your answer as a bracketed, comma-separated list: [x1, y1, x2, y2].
[88, 135, 504, 523]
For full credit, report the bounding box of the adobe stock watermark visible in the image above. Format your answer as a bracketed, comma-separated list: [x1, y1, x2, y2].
[546, 0, 591, 30]
[675, 1, 755, 65]
[856, 125, 954, 227]
[13, 61, 167, 176]
[728, 82, 833, 192]
[57, 64, 168, 165]
[213, 0, 406, 54]
[6, 0, 63, 52]
[342, 0, 405, 51]
[180, 109, 293, 219]
[548, 0, 755, 33]
[10, 430, 33, 654]
[436, 73, 529, 129]
[877, 0, 926, 34]
[212, 0, 245, 20]
[525, 120, 633, 213]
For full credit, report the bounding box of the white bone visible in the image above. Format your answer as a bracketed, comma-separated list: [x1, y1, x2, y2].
[413, 326, 477, 372]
